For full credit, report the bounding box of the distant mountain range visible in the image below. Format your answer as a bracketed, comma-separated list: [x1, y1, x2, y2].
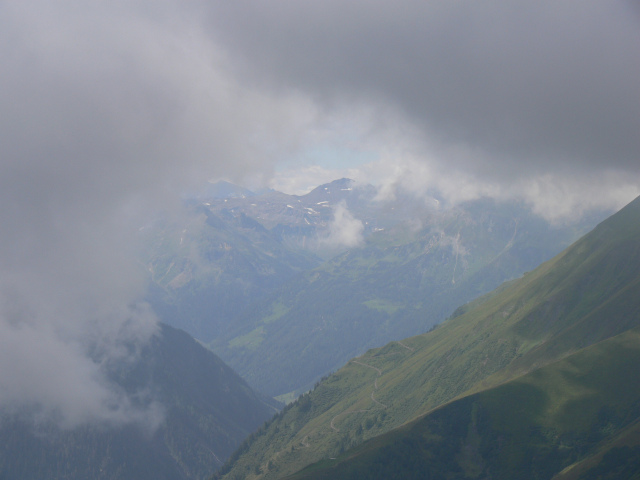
[0, 324, 279, 480]
[214, 195, 604, 399]
[217, 195, 640, 479]
[140, 178, 606, 400]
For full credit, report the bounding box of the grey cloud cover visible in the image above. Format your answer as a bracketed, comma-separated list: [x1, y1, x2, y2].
[205, 0, 640, 179]
[1, 0, 639, 428]
[0, 0, 310, 426]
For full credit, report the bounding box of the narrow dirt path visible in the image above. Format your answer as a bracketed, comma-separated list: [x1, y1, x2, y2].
[370, 391, 388, 409]
[396, 341, 414, 352]
[352, 360, 382, 375]
[329, 343, 413, 433]
[330, 360, 385, 432]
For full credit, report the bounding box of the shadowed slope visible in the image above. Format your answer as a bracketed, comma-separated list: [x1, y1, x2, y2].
[287, 328, 640, 479]
[0, 324, 280, 480]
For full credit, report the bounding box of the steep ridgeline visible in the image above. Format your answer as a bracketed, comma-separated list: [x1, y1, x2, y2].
[217, 195, 640, 479]
[214, 197, 601, 399]
[0, 324, 280, 480]
[287, 328, 640, 480]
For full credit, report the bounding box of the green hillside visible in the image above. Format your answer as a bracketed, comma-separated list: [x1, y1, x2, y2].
[287, 327, 640, 479]
[216, 196, 640, 479]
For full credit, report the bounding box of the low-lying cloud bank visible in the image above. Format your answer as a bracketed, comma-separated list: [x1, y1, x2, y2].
[273, 157, 640, 223]
[364, 156, 640, 223]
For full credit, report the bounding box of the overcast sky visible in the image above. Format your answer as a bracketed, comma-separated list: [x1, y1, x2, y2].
[1, 0, 638, 427]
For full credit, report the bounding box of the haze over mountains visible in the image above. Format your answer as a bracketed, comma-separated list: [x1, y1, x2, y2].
[218, 193, 640, 480]
[143, 179, 607, 399]
[0, 178, 618, 479]
[2, 2, 639, 479]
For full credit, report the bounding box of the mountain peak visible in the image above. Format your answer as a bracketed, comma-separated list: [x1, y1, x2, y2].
[201, 180, 256, 199]
[300, 178, 358, 203]
[582, 193, 640, 242]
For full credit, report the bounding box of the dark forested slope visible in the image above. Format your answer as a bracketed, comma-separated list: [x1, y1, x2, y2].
[0, 324, 280, 480]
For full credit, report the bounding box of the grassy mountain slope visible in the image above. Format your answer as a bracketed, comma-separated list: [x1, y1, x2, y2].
[216, 198, 597, 398]
[0, 324, 280, 480]
[217, 196, 640, 479]
[554, 422, 640, 479]
[286, 327, 640, 479]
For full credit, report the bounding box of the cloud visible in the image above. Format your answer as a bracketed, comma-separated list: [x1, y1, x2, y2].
[514, 173, 640, 222]
[318, 202, 365, 251]
[204, 0, 640, 182]
[1, 0, 639, 429]
[273, 153, 640, 223]
[0, 0, 315, 428]
[0, 309, 163, 429]
[371, 155, 640, 222]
